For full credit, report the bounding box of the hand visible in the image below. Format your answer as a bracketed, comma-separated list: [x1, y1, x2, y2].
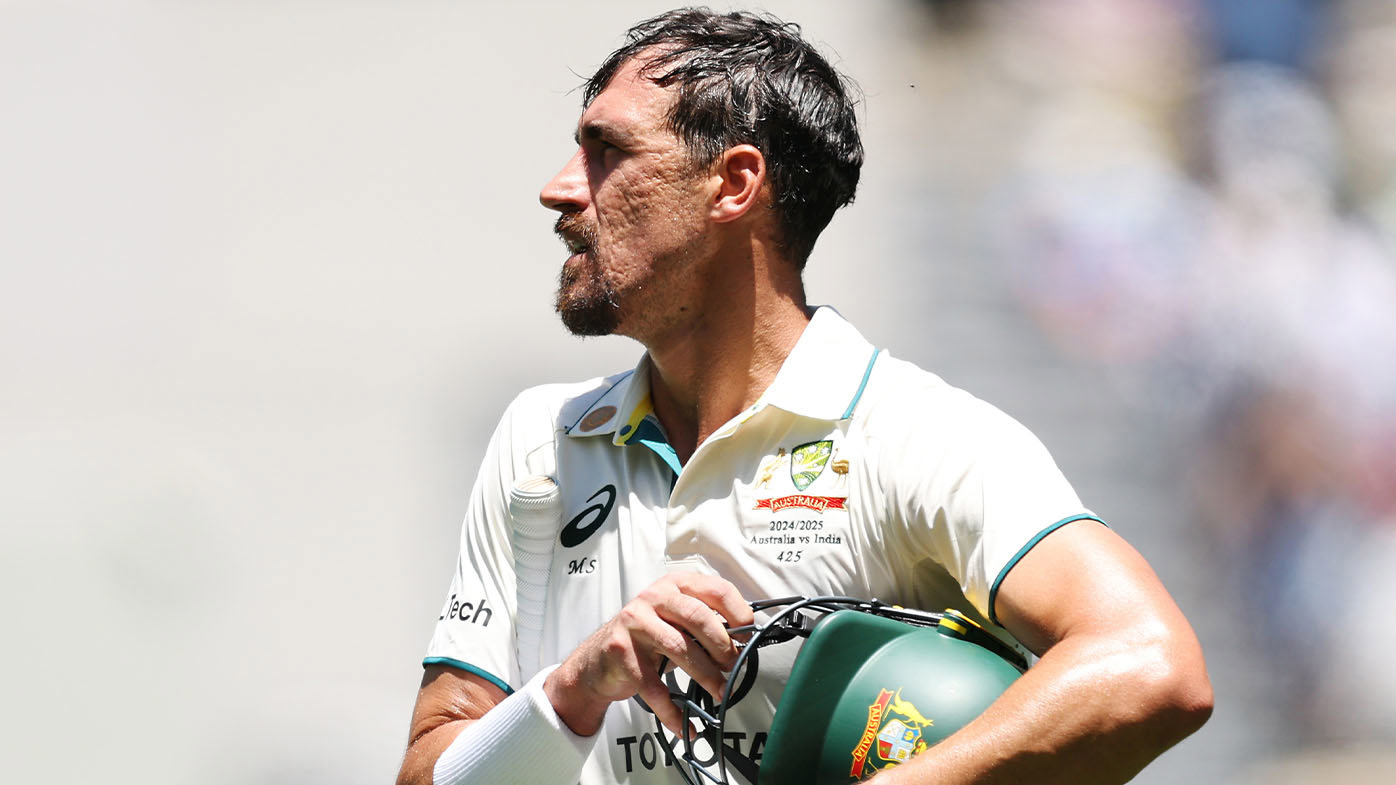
[544, 573, 754, 737]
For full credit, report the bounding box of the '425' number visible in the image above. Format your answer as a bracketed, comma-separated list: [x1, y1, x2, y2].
[776, 550, 803, 563]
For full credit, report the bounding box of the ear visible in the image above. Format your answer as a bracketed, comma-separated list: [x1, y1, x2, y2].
[709, 144, 767, 224]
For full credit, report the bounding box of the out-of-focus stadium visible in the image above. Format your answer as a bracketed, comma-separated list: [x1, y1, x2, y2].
[2, 1, 1393, 782]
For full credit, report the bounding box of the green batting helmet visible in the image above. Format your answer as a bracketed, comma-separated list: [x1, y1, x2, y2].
[645, 596, 1028, 785]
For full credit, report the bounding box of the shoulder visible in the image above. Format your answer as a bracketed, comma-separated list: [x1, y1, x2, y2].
[856, 352, 1056, 472]
[498, 369, 637, 437]
[859, 353, 1017, 436]
[481, 369, 636, 480]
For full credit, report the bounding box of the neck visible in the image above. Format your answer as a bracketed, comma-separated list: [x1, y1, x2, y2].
[643, 248, 810, 464]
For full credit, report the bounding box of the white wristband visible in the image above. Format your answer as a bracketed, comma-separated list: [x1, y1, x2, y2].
[433, 665, 598, 785]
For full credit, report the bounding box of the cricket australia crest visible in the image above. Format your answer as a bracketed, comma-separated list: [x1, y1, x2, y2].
[790, 440, 834, 491]
[752, 440, 849, 514]
[849, 688, 934, 779]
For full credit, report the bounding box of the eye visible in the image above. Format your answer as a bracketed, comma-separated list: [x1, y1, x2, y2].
[585, 140, 622, 173]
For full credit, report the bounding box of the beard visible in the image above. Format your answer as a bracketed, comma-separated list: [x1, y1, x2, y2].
[554, 213, 621, 336]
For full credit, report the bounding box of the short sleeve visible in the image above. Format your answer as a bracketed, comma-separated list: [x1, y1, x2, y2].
[423, 394, 554, 692]
[879, 391, 1101, 624]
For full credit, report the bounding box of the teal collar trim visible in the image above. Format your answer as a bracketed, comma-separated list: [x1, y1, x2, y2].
[761, 306, 881, 421]
[630, 417, 682, 476]
[841, 348, 882, 419]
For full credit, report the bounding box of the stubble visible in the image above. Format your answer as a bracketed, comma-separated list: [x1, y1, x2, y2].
[553, 212, 621, 336]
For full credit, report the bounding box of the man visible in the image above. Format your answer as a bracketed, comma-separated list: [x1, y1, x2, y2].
[398, 8, 1212, 785]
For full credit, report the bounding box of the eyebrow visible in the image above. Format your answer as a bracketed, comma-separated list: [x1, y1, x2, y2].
[574, 122, 633, 147]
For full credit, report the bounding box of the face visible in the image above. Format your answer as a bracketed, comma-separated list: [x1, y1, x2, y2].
[540, 56, 715, 339]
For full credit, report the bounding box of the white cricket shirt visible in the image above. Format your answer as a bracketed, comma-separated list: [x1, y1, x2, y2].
[424, 306, 1101, 784]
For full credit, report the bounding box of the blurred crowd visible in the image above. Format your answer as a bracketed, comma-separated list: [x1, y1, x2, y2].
[927, 0, 1396, 759]
[7, 2, 1390, 783]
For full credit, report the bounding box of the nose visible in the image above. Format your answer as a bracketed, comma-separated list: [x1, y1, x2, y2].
[540, 148, 588, 213]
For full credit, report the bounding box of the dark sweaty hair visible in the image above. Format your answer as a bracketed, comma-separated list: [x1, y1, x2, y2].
[583, 7, 864, 268]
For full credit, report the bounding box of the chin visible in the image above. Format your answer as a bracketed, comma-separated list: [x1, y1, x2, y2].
[556, 260, 624, 336]
[556, 296, 622, 337]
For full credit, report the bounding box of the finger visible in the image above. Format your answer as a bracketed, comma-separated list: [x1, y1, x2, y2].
[652, 592, 741, 672]
[666, 574, 755, 661]
[630, 606, 731, 700]
[669, 573, 755, 630]
[636, 670, 694, 740]
[637, 579, 737, 659]
[653, 626, 730, 701]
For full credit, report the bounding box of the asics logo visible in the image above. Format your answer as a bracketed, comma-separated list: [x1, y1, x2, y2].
[560, 484, 616, 548]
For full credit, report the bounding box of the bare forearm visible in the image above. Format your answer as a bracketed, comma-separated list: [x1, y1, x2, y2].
[872, 629, 1212, 785]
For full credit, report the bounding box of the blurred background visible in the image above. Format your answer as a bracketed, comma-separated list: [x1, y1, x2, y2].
[3, 0, 1394, 782]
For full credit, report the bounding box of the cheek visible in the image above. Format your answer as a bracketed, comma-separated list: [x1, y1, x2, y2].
[600, 168, 704, 250]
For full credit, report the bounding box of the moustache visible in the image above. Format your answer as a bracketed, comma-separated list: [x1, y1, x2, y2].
[554, 213, 598, 249]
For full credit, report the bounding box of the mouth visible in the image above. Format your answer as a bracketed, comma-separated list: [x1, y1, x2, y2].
[555, 213, 596, 259]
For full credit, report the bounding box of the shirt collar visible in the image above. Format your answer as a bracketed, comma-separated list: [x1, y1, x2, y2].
[564, 305, 880, 441]
[564, 357, 657, 445]
[758, 305, 880, 420]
